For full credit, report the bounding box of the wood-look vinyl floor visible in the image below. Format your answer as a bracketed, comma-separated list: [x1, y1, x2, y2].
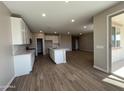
[7, 51, 124, 91]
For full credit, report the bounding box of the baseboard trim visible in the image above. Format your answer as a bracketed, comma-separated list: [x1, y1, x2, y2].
[2, 75, 15, 91]
[93, 65, 108, 73]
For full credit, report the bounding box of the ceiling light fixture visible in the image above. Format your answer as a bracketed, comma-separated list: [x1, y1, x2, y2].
[83, 26, 87, 29]
[68, 32, 70, 34]
[42, 13, 46, 17]
[80, 33, 82, 35]
[54, 32, 57, 34]
[40, 30, 42, 32]
[71, 19, 75, 22]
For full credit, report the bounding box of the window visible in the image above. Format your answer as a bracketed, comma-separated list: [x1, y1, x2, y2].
[112, 26, 121, 48]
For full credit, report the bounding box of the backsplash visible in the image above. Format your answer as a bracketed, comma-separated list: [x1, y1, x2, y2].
[13, 45, 27, 55]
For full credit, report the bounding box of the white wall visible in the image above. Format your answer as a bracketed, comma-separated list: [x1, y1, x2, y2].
[94, 2, 124, 72]
[79, 33, 93, 52]
[0, 2, 15, 90]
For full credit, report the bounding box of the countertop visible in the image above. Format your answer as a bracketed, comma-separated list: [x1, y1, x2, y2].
[49, 48, 71, 51]
[14, 49, 35, 56]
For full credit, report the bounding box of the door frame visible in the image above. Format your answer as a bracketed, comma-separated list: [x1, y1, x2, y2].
[107, 9, 124, 73]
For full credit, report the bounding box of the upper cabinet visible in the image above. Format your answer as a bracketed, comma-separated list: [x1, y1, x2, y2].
[11, 17, 31, 45]
[45, 35, 59, 44]
[45, 35, 53, 40]
[53, 36, 59, 44]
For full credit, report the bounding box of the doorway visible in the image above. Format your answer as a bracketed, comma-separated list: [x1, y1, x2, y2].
[110, 12, 124, 78]
[72, 36, 79, 51]
[37, 38, 43, 55]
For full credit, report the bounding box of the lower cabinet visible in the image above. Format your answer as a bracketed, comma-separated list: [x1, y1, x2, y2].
[49, 48, 66, 64]
[14, 51, 35, 77]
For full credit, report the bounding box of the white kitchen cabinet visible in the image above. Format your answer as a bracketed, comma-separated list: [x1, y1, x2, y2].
[25, 25, 30, 44]
[11, 17, 31, 45]
[45, 35, 59, 43]
[45, 35, 49, 40]
[14, 50, 35, 77]
[45, 35, 53, 40]
[49, 48, 66, 64]
[53, 36, 59, 43]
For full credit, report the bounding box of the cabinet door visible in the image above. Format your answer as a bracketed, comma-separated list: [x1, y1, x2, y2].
[21, 20, 27, 44]
[11, 17, 23, 45]
[28, 28, 31, 44]
[27, 28, 30, 44]
[14, 55, 32, 77]
[11, 17, 31, 45]
[24, 24, 30, 44]
[53, 36, 59, 43]
[45, 35, 51, 40]
[31, 52, 35, 68]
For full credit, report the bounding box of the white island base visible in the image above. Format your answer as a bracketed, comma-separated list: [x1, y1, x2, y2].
[49, 48, 67, 64]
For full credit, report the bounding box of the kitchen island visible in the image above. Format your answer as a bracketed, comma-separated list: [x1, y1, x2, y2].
[49, 48, 67, 64]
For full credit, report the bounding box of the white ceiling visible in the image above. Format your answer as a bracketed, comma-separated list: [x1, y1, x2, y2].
[4, 1, 118, 35]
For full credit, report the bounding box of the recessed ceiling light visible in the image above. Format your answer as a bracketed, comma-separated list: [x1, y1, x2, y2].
[42, 13, 46, 17]
[83, 26, 87, 29]
[71, 19, 75, 22]
[80, 33, 82, 35]
[68, 32, 70, 34]
[40, 30, 42, 32]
